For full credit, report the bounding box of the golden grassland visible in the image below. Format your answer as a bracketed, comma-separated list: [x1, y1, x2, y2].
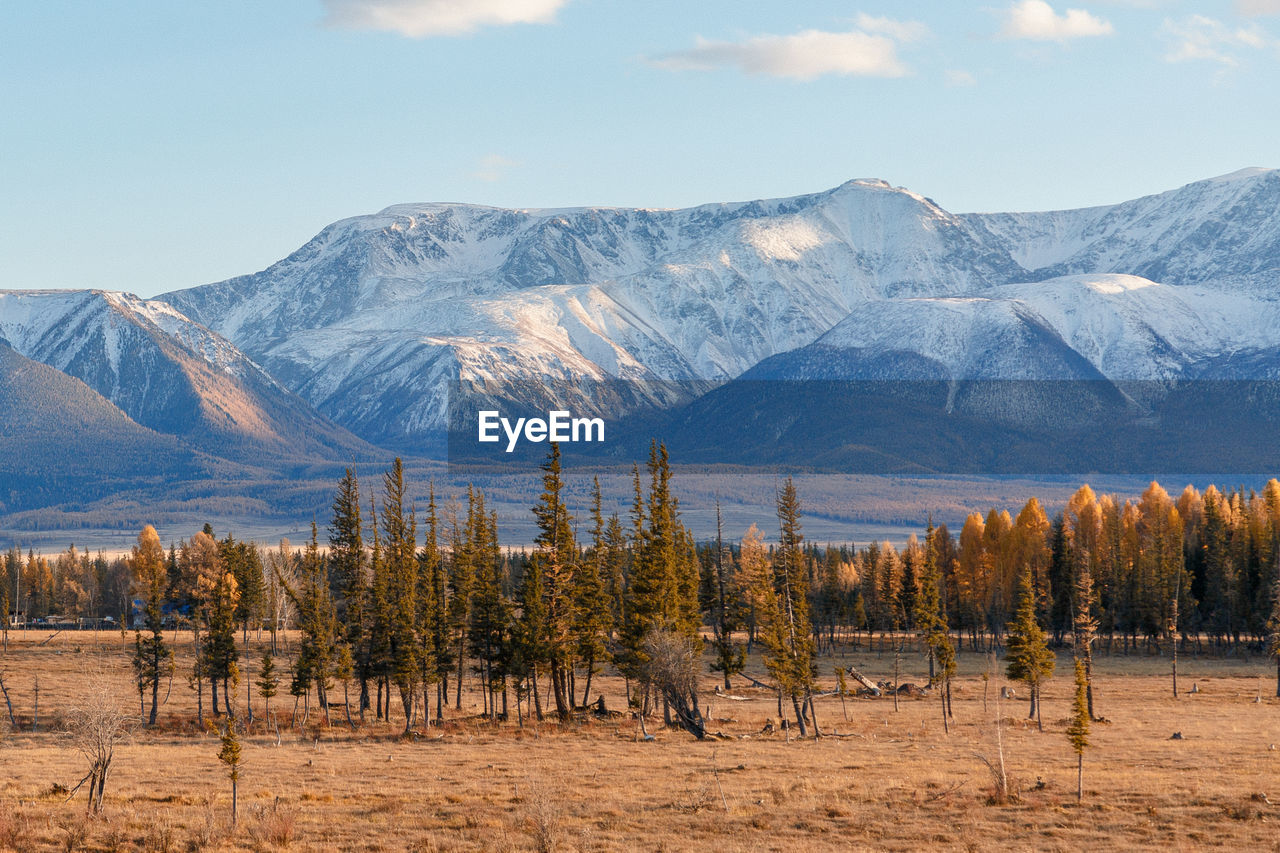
[2, 630, 1279, 851]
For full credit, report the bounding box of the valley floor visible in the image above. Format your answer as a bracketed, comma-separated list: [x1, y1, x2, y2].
[1, 631, 1278, 851]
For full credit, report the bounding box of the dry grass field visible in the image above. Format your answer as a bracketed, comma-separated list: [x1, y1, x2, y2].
[2, 630, 1279, 852]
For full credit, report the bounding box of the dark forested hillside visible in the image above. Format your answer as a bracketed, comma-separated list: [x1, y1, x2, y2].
[0, 344, 205, 514]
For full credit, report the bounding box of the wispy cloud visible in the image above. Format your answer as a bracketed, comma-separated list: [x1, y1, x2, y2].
[853, 13, 931, 43]
[471, 154, 518, 182]
[322, 0, 569, 37]
[945, 69, 978, 87]
[1237, 0, 1280, 16]
[1094, 0, 1170, 8]
[1163, 15, 1273, 65]
[1000, 1, 1114, 41]
[651, 17, 927, 81]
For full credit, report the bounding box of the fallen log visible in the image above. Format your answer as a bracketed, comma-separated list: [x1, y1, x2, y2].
[742, 674, 780, 691]
[846, 666, 881, 696]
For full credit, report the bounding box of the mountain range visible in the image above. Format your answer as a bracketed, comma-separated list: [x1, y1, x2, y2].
[3, 167, 1280, 530]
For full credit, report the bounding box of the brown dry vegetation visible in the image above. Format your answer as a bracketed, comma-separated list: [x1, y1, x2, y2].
[2, 629, 1280, 851]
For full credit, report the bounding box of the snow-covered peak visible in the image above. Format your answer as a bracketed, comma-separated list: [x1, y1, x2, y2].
[1204, 166, 1274, 184]
[969, 166, 1280, 287]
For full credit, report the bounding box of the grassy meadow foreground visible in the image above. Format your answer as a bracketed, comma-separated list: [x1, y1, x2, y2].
[1, 630, 1279, 851]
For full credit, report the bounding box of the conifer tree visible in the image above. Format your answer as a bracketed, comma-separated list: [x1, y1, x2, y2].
[381, 458, 419, 733]
[709, 502, 745, 689]
[446, 493, 474, 711]
[334, 644, 356, 730]
[816, 547, 847, 654]
[130, 525, 171, 726]
[602, 512, 628, 638]
[257, 649, 278, 727]
[220, 534, 265, 645]
[1006, 563, 1055, 729]
[281, 524, 339, 727]
[181, 531, 222, 726]
[899, 540, 920, 636]
[328, 467, 369, 715]
[758, 478, 816, 736]
[366, 495, 392, 720]
[621, 445, 702, 694]
[617, 465, 655, 684]
[467, 493, 510, 720]
[1066, 658, 1091, 803]
[514, 537, 549, 722]
[1201, 487, 1233, 649]
[218, 713, 243, 826]
[531, 444, 577, 721]
[572, 478, 613, 705]
[737, 524, 770, 650]
[192, 540, 241, 720]
[417, 483, 450, 723]
[917, 520, 956, 730]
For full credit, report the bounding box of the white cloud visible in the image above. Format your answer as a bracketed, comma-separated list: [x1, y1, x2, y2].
[322, 0, 569, 37]
[471, 154, 518, 182]
[945, 69, 978, 86]
[854, 13, 931, 43]
[1237, 0, 1280, 16]
[1094, 0, 1170, 8]
[1163, 15, 1274, 65]
[651, 29, 909, 80]
[1000, 1, 1114, 41]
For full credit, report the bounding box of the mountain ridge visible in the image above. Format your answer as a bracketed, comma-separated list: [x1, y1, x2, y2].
[3, 168, 1280, 527]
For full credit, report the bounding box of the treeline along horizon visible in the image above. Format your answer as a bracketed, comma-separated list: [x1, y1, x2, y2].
[5, 444, 1280, 734]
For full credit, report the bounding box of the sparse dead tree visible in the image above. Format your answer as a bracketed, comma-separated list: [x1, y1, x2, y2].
[263, 541, 298, 653]
[892, 643, 902, 713]
[643, 630, 706, 739]
[0, 670, 16, 729]
[1169, 579, 1180, 699]
[1, 574, 9, 654]
[1071, 549, 1099, 718]
[65, 681, 131, 815]
[975, 686, 1012, 805]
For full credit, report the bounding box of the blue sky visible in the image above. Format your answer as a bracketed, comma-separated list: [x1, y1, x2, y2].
[3, 0, 1279, 297]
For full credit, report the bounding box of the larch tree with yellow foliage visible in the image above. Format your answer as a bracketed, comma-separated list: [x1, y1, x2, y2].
[130, 525, 172, 726]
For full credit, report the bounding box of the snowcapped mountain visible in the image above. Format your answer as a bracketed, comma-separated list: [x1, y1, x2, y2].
[971, 167, 1280, 291]
[155, 167, 1280, 453]
[0, 289, 373, 462]
[158, 179, 1024, 449]
[3, 166, 1280, 512]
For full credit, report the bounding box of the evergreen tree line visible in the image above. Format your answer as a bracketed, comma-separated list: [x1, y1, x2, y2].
[10, 464, 1280, 733]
